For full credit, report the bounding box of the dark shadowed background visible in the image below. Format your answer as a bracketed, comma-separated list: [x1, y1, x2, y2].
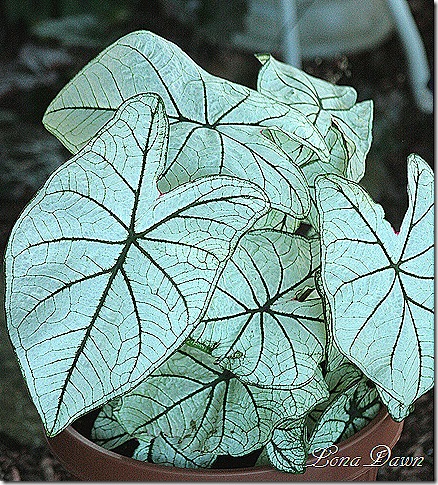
[0, 0, 433, 480]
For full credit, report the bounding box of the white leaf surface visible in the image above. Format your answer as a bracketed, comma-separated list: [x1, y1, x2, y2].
[308, 352, 380, 453]
[265, 417, 309, 474]
[42, 30, 329, 217]
[108, 345, 328, 460]
[192, 230, 326, 388]
[134, 434, 217, 469]
[91, 402, 132, 450]
[5, 94, 269, 435]
[262, 121, 356, 228]
[374, 386, 414, 421]
[257, 55, 372, 182]
[316, 155, 434, 420]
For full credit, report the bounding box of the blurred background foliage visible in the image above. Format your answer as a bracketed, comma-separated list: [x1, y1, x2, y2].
[1, 0, 248, 53]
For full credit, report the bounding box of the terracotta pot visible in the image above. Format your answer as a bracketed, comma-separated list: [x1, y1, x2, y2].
[46, 408, 403, 481]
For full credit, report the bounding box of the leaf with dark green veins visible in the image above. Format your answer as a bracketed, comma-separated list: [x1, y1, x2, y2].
[134, 435, 217, 469]
[42, 30, 331, 218]
[316, 155, 434, 421]
[257, 54, 372, 183]
[5, 94, 269, 436]
[265, 417, 309, 473]
[309, 378, 380, 453]
[106, 345, 328, 461]
[308, 346, 380, 452]
[256, 54, 357, 125]
[92, 402, 132, 450]
[192, 230, 326, 388]
[261, 121, 357, 228]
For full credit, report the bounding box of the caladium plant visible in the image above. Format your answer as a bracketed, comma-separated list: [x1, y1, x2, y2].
[5, 31, 434, 473]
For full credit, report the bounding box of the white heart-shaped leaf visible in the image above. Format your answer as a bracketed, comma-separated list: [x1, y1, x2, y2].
[257, 54, 372, 182]
[42, 30, 329, 217]
[5, 94, 269, 436]
[192, 230, 326, 388]
[106, 345, 328, 459]
[256, 54, 357, 124]
[316, 154, 434, 420]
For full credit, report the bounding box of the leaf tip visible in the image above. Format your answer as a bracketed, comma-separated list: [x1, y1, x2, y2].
[255, 53, 271, 65]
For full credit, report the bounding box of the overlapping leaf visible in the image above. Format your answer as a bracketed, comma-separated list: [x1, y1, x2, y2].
[262, 121, 356, 228]
[96, 345, 327, 464]
[257, 54, 357, 126]
[42, 30, 332, 217]
[308, 346, 380, 452]
[192, 230, 326, 388]
[309, 378, 379, 454]
[316, 155, 434, 420]
[92, 403, 132, 451]
[375, 386, 414, 421]
[93, 403, 216, 469]
[256, 54, 373, 182]
[265, 417, 309, 473]
[134, 435, 217, 469]
[5, 94, 269, 436]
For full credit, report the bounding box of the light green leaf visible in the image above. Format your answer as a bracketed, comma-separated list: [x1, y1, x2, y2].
[42, 30, 329, 217]
[92, 399, 218, 468]
[374, 386, 414, 421]
[5, 94, 269, 436]
[262, 124, 347, 187]
[252, 208, 300, 233]
[255, 447, 270, 466]
[327, 102, 373, 182]
[92, 403, 217, 468]
[316, 154, 434, 421]
[257, 54, 373, 182]
[109, 345, 328, 459]
[192, 230, 326, 388]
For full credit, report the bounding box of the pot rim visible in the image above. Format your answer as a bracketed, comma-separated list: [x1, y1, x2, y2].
[49, 406, 401, 477]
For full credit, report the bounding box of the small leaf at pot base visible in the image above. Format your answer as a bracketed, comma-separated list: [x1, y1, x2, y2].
[255, 447, 270, 467]
[5, 94, 270, 436]
[108, 345, 328, 462]
[309, 377, 380, 453]
[92, 401, 131, 450]
[134, 435, 217, 469]
[316, 155, 434, 421]
[192, 230, 326, 389]
[265, 417, 309, 474]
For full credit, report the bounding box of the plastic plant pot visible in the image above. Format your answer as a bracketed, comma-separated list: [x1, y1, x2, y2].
[46, 407, 403, 481]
